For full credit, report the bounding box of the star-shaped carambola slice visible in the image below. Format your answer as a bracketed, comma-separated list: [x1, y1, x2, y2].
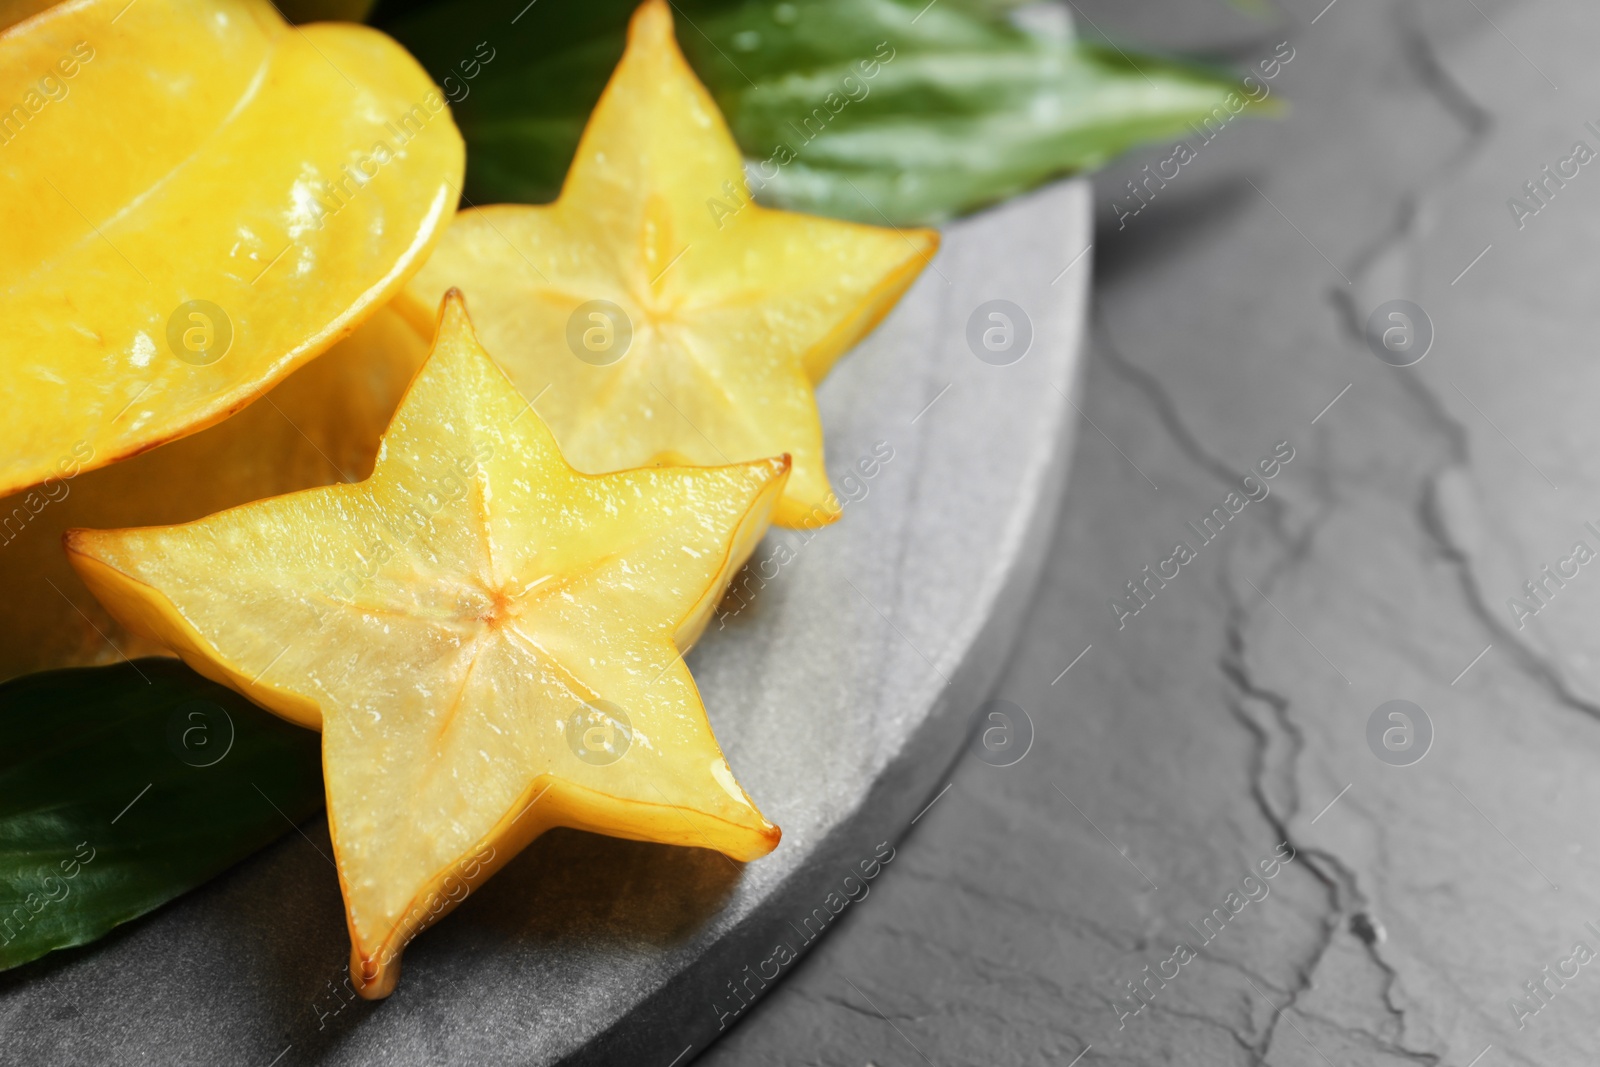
[65, 291, 788, 998]
[397, 0, 937, 529]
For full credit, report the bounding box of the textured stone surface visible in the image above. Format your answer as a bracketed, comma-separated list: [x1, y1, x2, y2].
[0, 182, 1089, 1061]
[700, 2, 1600, 1066]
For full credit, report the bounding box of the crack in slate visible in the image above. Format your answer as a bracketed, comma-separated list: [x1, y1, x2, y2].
[1092, 307, 1290, 549]
[1210, 4, 1541, 1064]
[1341, 5, 1600, 730]
[1096, 293, 1440, 1061]
[1093, 4, 1509, 1059]
[1092, 174, 1434, 1067]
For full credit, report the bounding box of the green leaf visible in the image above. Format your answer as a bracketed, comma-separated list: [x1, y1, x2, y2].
[377, 0, 1269, 224]
[0, 659, 322, 972]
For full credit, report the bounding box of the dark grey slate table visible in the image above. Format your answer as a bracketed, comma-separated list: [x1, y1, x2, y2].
[702, 1, 1600, 1065]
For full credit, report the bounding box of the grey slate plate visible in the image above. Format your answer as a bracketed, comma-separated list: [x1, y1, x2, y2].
[0, 178, 1089, 1066]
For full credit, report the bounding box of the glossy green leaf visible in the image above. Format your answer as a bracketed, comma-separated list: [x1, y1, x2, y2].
[377, 0, 1268, 223]
[0, 659, 322, 972]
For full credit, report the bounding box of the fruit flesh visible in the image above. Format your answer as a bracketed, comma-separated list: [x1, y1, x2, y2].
[398, 0, 936, 528]
[0, 306, 428, 682]
[0, 0, 463, 499]
[67, 292, 786, 997]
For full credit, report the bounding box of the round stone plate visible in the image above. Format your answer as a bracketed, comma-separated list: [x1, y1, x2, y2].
[0, 178, 1090, 1066]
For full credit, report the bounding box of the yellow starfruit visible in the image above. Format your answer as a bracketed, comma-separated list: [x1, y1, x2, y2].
[398, 0, 937, 528]
[66, 291, 787, 998]
[0, 305, 427, 681]
[0, 0, 463, 499]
